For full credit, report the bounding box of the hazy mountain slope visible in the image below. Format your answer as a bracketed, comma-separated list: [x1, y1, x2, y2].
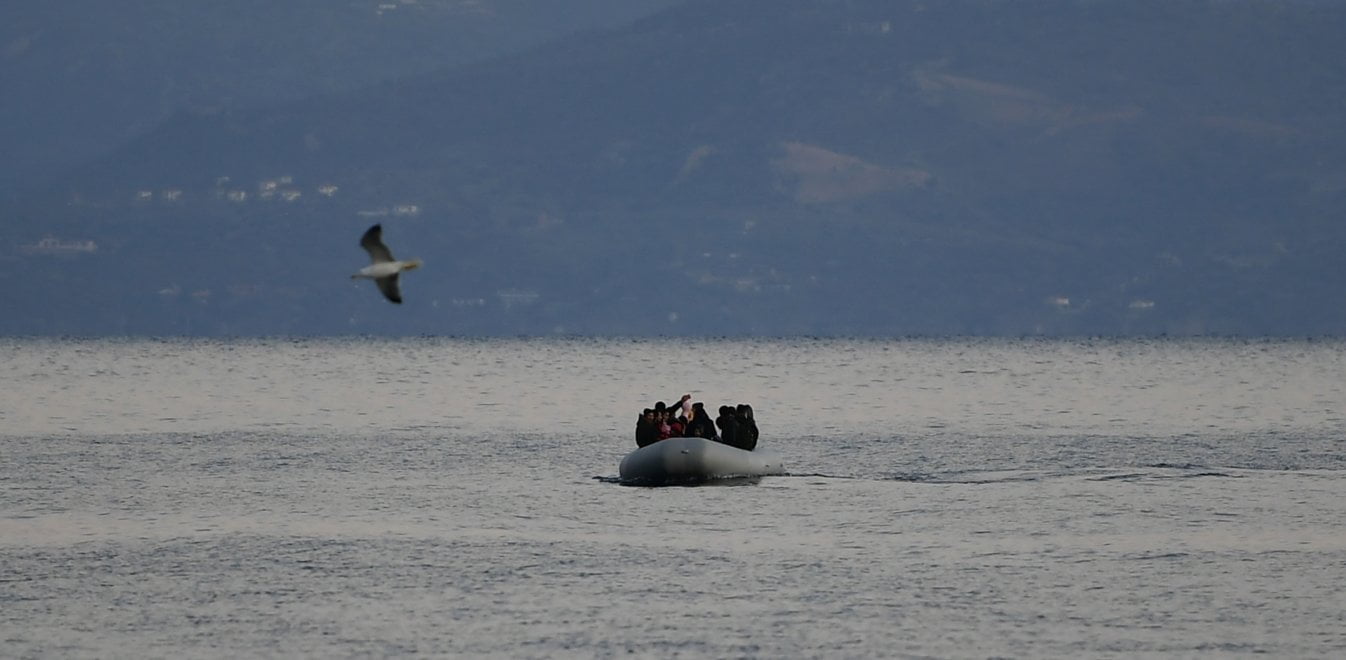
[7, 0, 1346, 336]
[0, 0, 679, 194]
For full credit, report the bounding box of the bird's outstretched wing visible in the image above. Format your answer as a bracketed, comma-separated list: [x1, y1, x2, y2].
[376, 275, 403, 304]
[360, 224, 396, 263]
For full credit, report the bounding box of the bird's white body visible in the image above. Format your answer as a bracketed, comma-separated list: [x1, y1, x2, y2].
[352, 224, 421, 304]
[353, 260, 421, 280]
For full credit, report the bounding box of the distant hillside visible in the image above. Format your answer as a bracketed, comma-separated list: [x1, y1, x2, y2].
[0, 0, 678, 194]
[6, 0, 1346, 336]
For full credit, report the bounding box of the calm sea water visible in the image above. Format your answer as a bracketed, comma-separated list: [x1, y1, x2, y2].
[2, 337, 1344, 658]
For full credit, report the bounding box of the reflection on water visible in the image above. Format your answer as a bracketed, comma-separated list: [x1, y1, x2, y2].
[2, 338, 1345, 657]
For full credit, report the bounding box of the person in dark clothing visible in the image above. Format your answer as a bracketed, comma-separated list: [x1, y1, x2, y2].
[735, 404, 758, 451]
[635, 408, 660, 447]
[715, 405, 741, 449]
[683, 402, 717, 441]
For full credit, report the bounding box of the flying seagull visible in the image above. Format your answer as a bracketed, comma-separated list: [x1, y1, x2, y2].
[351, 224, 422, 304]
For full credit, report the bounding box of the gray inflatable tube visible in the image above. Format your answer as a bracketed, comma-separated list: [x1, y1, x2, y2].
[619, 436, 785, 486]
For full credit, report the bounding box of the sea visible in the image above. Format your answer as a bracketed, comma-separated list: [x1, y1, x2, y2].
[2, 336, 1344, 659]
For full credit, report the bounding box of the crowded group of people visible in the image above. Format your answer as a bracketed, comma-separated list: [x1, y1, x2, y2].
[634, 394, 759, 451]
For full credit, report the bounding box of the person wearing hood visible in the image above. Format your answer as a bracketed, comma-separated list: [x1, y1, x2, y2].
[735, 403, 758, 451]
[715, 405, 742, 449]
[683, 402, 718, 441]
[635, 409, 660, 447]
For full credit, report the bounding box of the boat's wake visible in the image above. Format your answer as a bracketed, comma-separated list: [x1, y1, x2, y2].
[596, 466, 1247, 486]
[594, 474, 767, 487]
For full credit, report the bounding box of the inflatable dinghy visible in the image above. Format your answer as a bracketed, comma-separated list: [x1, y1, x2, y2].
[619, 436, 785, 486]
